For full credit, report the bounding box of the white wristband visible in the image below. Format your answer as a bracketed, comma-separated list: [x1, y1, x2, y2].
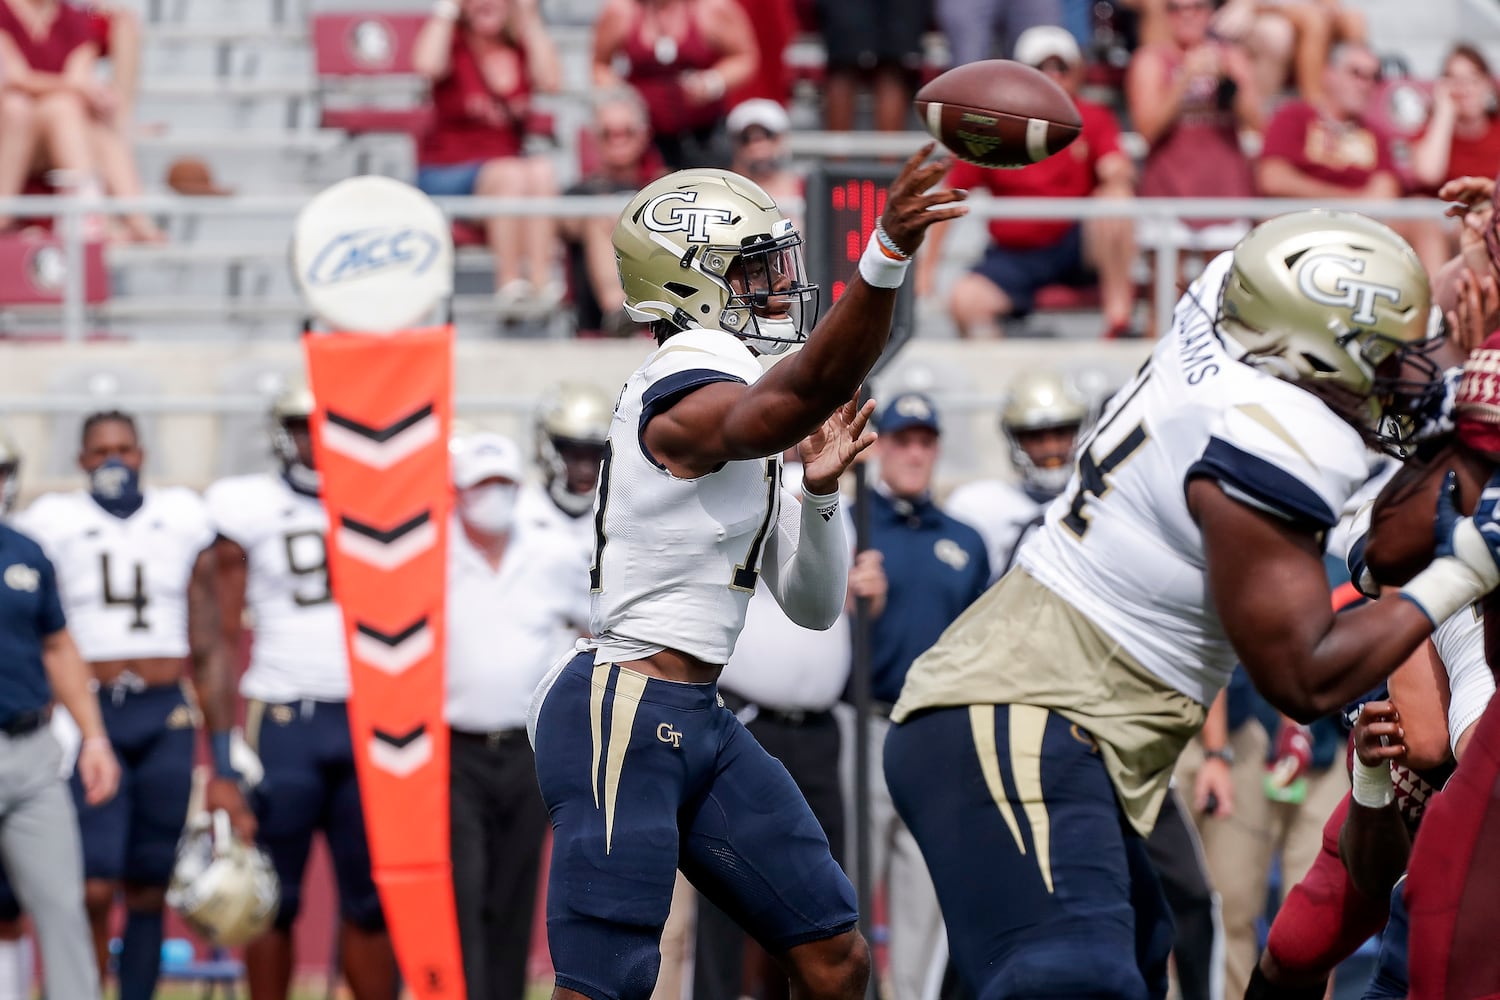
[1401, 519, 1500, 624]
[433, 0, 460, 19]
[858, 232, 911, 289]
[1351, 757, 1394, 809]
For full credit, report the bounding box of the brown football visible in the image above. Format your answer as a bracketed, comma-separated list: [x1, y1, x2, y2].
[915, 60, 1082, 169]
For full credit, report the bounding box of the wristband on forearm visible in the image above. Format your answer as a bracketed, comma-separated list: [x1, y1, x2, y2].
[1351, 757, 1394, 808]
[210, 731, 236, 779]
[858, 227, 911, 288]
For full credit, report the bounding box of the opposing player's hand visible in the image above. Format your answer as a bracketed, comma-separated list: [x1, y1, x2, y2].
[1193, 754, 1234, 818]
[846, 549, 887, 619]
[879, 143, 968, 257]
[204, 775, 258, 842]
[77, 739, 120, 806]
[799, 396, 876, 495]
[1448, 265, 1500, 356]
[1352, 701, 1407, 768]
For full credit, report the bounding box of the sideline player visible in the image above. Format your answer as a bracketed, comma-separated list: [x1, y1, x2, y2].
[16, 411, 248, 1000]
[882, 211, 1500, 998]
[205, 383, 395, 1000]
[528, 149, 964, 1000]
[946, 369, 1092, 584]
[518, 382, 612, 554]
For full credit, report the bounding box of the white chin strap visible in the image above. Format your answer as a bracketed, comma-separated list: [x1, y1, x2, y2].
[743, 316, 799, 356]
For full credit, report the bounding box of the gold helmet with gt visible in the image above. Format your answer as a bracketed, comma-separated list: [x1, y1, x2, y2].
[1218, 209, 1445, 451]
[1001, 371, 1092, 497]
[613, 168, 818, 355]
[534, 383, 611, 517]
[271, 378, 319, 494]
[167, 809, 280, 948]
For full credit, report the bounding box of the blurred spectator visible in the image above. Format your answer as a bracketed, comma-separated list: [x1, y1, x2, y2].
[82, 5, 139, 124]
[1409, 45, 1500, 193]
[592, 0, 757, 169]
[1126, 0, 1261, 208]
[726, 99, 802, 220]
[1217, 0, 1365, 109]
[0, 0, 159, 242]
[727, 0, 794, 106]
[935, 0, 1062, 69]
[414, 0, 562, 307]
[815, 0, 922, 132]
[558, 87, 665, 336]
[921, 27, 1138, 339]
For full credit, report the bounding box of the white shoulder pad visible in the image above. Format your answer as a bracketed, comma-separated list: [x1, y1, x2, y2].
[205, 475, 279, 547]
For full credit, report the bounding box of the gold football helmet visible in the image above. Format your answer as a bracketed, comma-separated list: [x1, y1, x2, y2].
[1001, 370, 1091, 497]
[0, 430, 19, 516]
[535, 383, 611, 517]
[167, 810, 279, 948]
[613, 168, 818, 354]
[1218, 210, 1444, 447]
[270, 377, 319, 494]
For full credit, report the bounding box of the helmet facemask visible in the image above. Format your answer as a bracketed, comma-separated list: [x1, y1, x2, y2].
[718, 221, 819, 356]
[272, 416, 320, 495]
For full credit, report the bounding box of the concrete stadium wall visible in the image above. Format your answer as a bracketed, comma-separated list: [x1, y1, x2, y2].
[0, 338, 1154, 503]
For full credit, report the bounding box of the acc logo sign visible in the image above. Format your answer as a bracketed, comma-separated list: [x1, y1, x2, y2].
[303, 226, 442, 287]
[1296, 253, 1403, 326]
[3, 563, 38, 593]
[641, 191, 733, 244]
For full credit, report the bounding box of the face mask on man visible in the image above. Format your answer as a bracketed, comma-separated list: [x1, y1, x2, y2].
[458, 482, 517, 535]
[90, 458, 143, 518]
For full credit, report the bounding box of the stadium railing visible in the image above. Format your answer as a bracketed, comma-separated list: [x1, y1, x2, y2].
[0, 191, 1451, 342]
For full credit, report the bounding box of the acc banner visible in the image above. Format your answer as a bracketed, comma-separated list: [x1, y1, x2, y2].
[304, 326, 464, 999]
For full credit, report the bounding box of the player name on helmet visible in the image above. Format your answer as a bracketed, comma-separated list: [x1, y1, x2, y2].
[1295, 252, 1403, 325]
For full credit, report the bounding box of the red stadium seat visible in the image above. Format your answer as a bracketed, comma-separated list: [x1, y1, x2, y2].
[0, 234, 108, 306]
[312, 12, 431, 136]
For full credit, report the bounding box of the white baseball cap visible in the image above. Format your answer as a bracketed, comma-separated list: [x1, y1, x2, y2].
[726, 99, 791, 138]
[1014, 26, 1083, 69]
[451, 432, 523, 489]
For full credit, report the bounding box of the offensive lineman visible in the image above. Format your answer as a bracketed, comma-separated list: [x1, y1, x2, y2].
[517, 382, 612, 554]
[16, 411, 248, 1000]
[205, 383, 395, 1000]
[946, 369, 1092, 583]
[528, 148, 964, 1000]
[882, 211, 1500, 999]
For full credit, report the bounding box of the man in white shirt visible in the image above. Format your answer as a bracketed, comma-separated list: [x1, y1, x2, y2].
[447, 432, 590, 1000]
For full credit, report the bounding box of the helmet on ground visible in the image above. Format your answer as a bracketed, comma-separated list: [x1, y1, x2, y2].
[167, 810, 279, 948]
[1000, 371, 1091, 497]
[534, 383, 611, 517]
[1218, 209, 1444, 449]
[613, 168, 818, 355]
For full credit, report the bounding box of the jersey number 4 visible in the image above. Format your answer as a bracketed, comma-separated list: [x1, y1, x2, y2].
[100, 553, 150, 631]
[1061, 368, 1152, 539]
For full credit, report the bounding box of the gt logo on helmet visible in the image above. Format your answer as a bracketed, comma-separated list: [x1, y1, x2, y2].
[1296, 252, 1403, 325]
[641, 191, 734, 243]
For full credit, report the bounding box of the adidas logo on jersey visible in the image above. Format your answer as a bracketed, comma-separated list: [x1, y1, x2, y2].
[815, 499, 839, 522]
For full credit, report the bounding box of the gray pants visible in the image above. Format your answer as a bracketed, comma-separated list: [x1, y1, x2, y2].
[935, 0, 1064, 67]
[0, 729, 100, 1000]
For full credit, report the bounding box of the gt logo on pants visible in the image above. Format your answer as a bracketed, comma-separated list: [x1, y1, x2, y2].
[657, 723, 683, 748]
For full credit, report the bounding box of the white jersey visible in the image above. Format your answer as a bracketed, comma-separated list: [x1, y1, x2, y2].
[1017, 251, 1376, 705]
[18, 488, 215, 662]
[517, 482, 594, 561]
[590, 328, 776, 665]
[205, 474, 349, 702]
[945, 478, 1049, 584]
[1433, 605, 1495, 758]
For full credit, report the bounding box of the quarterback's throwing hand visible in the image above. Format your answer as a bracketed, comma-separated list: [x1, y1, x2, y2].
[879, 143, 968, 257]
[799, 396, 877, 495]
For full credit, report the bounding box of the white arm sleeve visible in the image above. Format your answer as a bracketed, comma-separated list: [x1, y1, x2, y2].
[760, 485, 850, 630]
[1433, 606, 1496, 758]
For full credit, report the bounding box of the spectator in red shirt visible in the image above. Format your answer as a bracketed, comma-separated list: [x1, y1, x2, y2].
[918, 27, 1137, 340]
[592, 0, 758, 170]
[1257, 42, 1399, 200]
[1410, 45, 1500, 194]
[414, 0, 562, 307]
[0, 0, 158, 241]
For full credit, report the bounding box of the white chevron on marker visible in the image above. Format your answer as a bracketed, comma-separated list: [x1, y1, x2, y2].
[336, 517, 438, 571]
[321, 411, 441, 469]
[369, 729, 433, 777]
[353, 621, 434, 675]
